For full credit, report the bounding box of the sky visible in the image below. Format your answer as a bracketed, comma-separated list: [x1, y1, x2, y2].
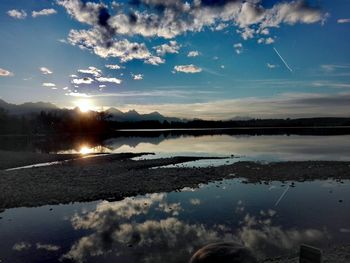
[0, 0, 350, 119]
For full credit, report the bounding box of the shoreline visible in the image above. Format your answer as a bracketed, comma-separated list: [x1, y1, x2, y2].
[1, 152, 350, 210]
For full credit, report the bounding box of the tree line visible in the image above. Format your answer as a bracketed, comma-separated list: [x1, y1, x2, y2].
[1, 107, 350, 135]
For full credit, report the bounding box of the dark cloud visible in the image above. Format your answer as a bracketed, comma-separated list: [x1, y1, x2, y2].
[128, 12, 138, 24]
[200, 0, 239, 7]
[97, 6, 111, 27]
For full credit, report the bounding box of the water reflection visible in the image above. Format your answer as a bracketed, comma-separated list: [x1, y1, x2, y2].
[3, 133, 350, 161]
[79, 146, 92, 155]
[1, 179, 349, 263]
[62, 192, 325, 262]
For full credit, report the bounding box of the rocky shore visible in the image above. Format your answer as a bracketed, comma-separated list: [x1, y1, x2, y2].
[1, 152, 349, 210]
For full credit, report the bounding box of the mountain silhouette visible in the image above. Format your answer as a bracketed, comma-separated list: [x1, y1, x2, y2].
[0, 99, 181, 122]
[105, 107, 181, 122]
[0, 99, 58, 115]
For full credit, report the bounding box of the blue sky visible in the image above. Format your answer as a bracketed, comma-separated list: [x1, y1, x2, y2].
[0, 0, 350, 119]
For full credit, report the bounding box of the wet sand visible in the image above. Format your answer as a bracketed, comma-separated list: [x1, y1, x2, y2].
[1, 152, 350, 210]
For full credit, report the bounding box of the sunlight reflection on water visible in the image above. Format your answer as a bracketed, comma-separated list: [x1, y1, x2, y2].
[58, 134, 350, 161]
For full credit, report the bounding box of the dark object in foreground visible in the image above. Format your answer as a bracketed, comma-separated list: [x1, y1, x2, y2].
[189, 242, 258, 263]
[300, 244, 322, 263]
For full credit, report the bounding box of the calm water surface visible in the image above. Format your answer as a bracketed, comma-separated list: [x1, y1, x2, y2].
[0, 179, 349, 262]
[58, 134, 350, 161]
[1, 133, 350, 262]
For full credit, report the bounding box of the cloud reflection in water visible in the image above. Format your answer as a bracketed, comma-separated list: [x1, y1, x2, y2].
[62, 194, 326, 262]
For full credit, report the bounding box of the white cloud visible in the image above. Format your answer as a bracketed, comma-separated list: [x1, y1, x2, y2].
[71, 78, 94, 85]
[236, 2, 265, 28]
[321, 64, 350, 72]
[40, 67, 53, 75]
[132, 74, 143, 80]
[144, 56, 165, 66]
[154, 41, 180, 56]
[56, 0, 109, 26]
[67, 29, 163, 64]
[259, 28, 270, 35]
[0, 68, 14, 77]
[190, 198, 201, 205]
[174, 64, 202, 74]
[70, 74, 78, 78]
[96, 77, 122, 84]
[311, 81, 350, 89]
[266, 37, 275, 44]
[187, 51, 200, 57]
[58, 38, 68, 44]
[58, 0, 327, 64]
[78, 66, 102, 77]
[233, 43, 243, 54]
[121, 92, 350, 119]
[337, 18, 350, 24]
[32, 8, 57, 18]
[258, 37, 274, 45]
[64, 89, 215, 99]
[42, 82, 56, 87]
[267, 63, 277, 69]
[105, 64, 121, 70]
[259, 0, 328, 28]
[213, 22, 228, 31]
[238, 27, 255, 40]
[7, 9, 27, 19]
[65, 92, 90, 97]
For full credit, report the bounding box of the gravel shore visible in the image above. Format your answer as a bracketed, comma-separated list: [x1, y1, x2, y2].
[1, 152, 350, 210]
[0, 150, 81, 170]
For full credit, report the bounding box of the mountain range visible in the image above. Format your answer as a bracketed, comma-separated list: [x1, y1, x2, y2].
[0, 99, 58, 115]
[0, 99, 182, 123]
[105, 107, 181, 122]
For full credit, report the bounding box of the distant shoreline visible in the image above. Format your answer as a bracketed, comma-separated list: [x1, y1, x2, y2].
[116, 126, 350, 131]
[1, 125, 350, 137]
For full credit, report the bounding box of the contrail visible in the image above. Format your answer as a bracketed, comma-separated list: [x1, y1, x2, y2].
[274, 185, 290, 206]
[273, 47, 293, 73]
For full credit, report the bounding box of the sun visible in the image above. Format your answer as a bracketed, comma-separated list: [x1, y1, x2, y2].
[75, 99, 94, 113]
[79, 145, 92, 155]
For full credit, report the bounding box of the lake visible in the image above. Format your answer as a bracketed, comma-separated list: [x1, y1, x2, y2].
[1, 131, 350, 262]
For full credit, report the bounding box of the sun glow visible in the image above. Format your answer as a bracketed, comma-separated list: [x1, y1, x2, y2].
[75, 99, 94, 113]
[79, 145, 92, 155]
